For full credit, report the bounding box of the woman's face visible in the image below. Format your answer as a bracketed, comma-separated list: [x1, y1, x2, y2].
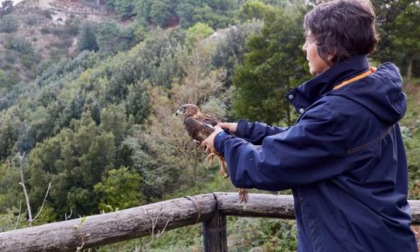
[302, 32, 331, 76]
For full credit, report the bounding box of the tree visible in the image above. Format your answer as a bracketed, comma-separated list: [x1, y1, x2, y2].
[176, 0, 197, 28]
[238, 0, 274, 22]
[232, 7, 309, 125]
[123, 87, 185, 201]
[211, 20, 264, 87]
[78, 22, 99, 52]
[123, 39, 229, 199]
[135, 0, 153, 27]
[0, 15, 19, 33]
[150, 0, 178, 28]
[114, 0, 136, 21]
[94, 166, 144, 211]
[185, 22, 214, 46]
[27, 110, 118, 218]
[390, 1, 420, 89]
[14, 153, 51, 227]
[0, 111, 19, 161]
[0, 160, 22, 217]
[96, 21, 139, 56]
[177, 0, 238, 29]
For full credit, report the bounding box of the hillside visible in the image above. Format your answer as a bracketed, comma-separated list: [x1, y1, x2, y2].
[0, 0, 115, 84]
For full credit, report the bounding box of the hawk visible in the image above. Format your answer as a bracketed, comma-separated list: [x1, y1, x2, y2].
[176, 104, 248, 204]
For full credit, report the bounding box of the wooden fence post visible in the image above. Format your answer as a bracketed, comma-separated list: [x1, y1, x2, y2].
[203, 209, 227, 252]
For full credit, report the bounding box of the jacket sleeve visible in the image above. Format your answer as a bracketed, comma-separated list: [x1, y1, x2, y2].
[235, 119, 289, 145]
[214, 107, 348, 191]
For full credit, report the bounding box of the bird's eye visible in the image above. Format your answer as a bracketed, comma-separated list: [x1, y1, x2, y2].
[181, 107, 185, 111]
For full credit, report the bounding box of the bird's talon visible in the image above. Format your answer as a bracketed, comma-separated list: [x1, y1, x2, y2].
[205, 153, 215, 165]
[238, 189, 249, 205]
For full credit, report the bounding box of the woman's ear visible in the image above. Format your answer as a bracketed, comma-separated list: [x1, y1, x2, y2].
[326, 54, 335, 66]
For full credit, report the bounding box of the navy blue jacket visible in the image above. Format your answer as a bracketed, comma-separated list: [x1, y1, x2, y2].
[214, 55, 417, 251]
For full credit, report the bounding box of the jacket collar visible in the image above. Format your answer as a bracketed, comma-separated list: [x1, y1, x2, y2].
[287, 55, 370, 112]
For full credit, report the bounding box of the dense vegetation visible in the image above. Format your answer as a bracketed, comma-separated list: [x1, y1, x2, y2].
[0, 0, 419, 250]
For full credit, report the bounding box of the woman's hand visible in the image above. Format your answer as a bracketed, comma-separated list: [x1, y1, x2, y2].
[201, 126, 223, 154]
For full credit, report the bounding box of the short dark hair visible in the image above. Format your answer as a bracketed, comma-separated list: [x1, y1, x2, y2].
[304, 0, 378, 65]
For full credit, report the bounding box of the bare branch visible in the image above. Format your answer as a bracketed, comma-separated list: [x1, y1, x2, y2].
[15, 153, 51, 227]
[14, 201, 23, 230]
[33, 182, 52, 221]
[142, 207, 170, 249]
[64, 209, 73, 221]
[15, 153, 33, 227]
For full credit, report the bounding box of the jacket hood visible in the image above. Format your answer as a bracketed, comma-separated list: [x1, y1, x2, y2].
[288, 55, 406, 124]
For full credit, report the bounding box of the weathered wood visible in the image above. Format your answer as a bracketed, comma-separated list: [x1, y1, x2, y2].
[216, 193, 420, 225]
[203, 210, 227, 252]
[0, 193, 419, 251]
[215, 192, 295, 219]
[0, 194, 216, 252]
[409, 199, 420, 225]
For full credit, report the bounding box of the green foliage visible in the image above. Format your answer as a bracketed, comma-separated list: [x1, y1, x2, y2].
[212, 20, 264, 87]
[4, 35, 33, 54]
[232, 7, 309, 125]
[22, 13, 39, 26]
[78, 22, 99, 52]
[125, 82, 151, 124]
[103, 27, 185, 92]
[122, 38, 229, 200]
[149, 0, 178, 28]
[186, 22, 214, 46]
[27, 111, 117, 217]
[0, 161, 22, 214]
[94, 166, 144, 212]
[191, 1, 237, 29]
[0, 112, 19, 161]
[134, 0, 152, 27]
[227, 217, 297, 251]
[99, 103, 131, 146]
[0, 15, 19, 33]
[0, 211, 17, 232]
[175, 0, 197, 28]
[96, 21, 140, 56]
[238, 0, 274, 22]
[32, 205, 57, 226]
[391, 0, 420, 84]
[123, 117, 184, 201]
[177, 0, 238, 29]
[114, 0, 136, 21]
[1, 34, 39, 75]
[371, 0, 420, 83]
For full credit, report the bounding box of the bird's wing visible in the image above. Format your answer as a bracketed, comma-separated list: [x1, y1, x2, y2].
[202, 113, 220, 127]
[184, 117, 215, 143]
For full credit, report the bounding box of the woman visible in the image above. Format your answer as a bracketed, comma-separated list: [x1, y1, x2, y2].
[201, 0, 418, 251]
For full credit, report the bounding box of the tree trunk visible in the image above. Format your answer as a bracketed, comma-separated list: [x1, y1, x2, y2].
[405, 53, 414, 92]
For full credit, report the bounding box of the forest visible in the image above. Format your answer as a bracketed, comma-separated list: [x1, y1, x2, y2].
[0, 0, 420, 250]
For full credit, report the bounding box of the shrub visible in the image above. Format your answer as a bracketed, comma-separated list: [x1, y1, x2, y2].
[4, 36, 33, 54]
[23, 13, 39, 26]
[0, 15, 19, 33]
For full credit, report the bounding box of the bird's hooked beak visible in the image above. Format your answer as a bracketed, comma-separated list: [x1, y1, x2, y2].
[175, 109, 182, 116]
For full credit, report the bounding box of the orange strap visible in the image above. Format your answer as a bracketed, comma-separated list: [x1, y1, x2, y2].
[333, 67, 376, 90]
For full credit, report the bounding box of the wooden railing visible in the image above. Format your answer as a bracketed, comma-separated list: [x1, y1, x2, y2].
[0, 193, 419, 251]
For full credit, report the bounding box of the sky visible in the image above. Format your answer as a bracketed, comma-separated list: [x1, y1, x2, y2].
[12, 0, 25, 5]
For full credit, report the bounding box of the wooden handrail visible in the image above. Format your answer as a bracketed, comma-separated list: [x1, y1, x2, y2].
[0, 193, 419, 251]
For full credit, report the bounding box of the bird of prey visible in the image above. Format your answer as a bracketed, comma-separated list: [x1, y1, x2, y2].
[176, 104, 248, 204]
